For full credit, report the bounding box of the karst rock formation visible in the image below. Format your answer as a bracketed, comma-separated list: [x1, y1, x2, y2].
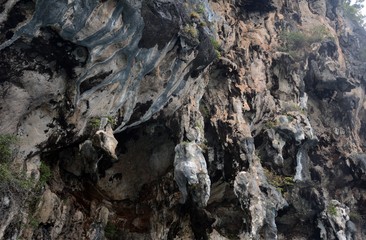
[0, 0, 366, 239]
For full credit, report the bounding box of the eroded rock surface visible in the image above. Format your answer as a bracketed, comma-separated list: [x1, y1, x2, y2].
[1, 0, 366, 239]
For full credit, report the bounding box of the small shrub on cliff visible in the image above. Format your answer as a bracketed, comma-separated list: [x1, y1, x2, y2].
[196, 4, 205, 14]
[183, 24, 198, 39]
[264, 120, 278, 129]
[39, 161, 52, 186]
[106, 116, 116, 127]
[280, 25, 333, 60]
[210, 38, 222, 58]
[0, 134, 17, 162]
[0, 162, 33, 194]
[0, 135, 46, 231]
[210, 38, 220, 49]
[342, 0, 365, 26]
[281, 31, 308, 50]
[89, 116, 116, 130]
[327, 204, 337, 216]
[0, 134, 34, 198]
[89, 117, 101, 129]
[308, 25, 333, 42]
[263, 168, 294, 191]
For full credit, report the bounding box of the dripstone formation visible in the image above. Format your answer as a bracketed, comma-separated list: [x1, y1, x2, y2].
[0, 0, 365, 239]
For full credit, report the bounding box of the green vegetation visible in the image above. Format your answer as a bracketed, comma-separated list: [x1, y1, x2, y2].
[210, 38, 222, 58]
[265, 120, 278, 129]
[195, 122, 204, 132]
[191, 4, 206, 21]
[0, 134, 52, 196]
[89, 117, 101, 129]
[89, 116, 116, 129]
[327, 204, 338, 216]
[281, 31, 308, 50]
[210, 38, 221, 50]
[183, 24, 199, 38]
[0, 162, 32, 191]
[106, 116, 116, 127]
[0, 134, 17, 162]
[280, 25, 333, 60]
[196, 4, 205, 14]
[307, 25, 334, 43]
[264, 168, 294, 192]
[39, 161, 52, 186]
[281, 25, 332, 49]
[0, 134, 52, 233]
[342, 0, 365, 26]
[0, 134, 34, 194]
[214, 50, 221, 58]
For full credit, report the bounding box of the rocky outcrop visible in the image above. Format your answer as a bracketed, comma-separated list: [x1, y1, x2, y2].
[174, 142, 211, 207]
[1, 0, 366, 239]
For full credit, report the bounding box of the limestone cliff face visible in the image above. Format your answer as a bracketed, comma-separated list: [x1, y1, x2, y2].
[0, 0, 366, 239]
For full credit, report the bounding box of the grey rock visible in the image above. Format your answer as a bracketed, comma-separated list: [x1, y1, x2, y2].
[1, 0, 366, 239]
[92, 126, 118, 160]
[80, 140, 99, 175]
[347, 153, 366, 181]
[174, 142, 210, 207]
[234, 165, 287, 239]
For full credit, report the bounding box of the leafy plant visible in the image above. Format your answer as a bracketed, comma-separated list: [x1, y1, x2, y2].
[106, 116, 116, 127]
[279, 25, 333, 60]
[327, 204, 338, 216]
[39, 161, 52, 186]
[0, 134, 17, 162]
[210, 38, 221, 50]
[210, 38, 222, 58]
[264, 168, 294, 191]
[183, 24, 198, 38]
[0, 162, 33, 192]
[89, 116, 116, 130]
[265, 120, 278, 129]
[196, 4, 205, 14]
[342, 0, 365, 26]
[89, 118, 101, 129]
[308, 25, 333, 43]
[281, 31, 308, 50]
[214, 50, 221, 59]
[0, 134, 34, 197]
